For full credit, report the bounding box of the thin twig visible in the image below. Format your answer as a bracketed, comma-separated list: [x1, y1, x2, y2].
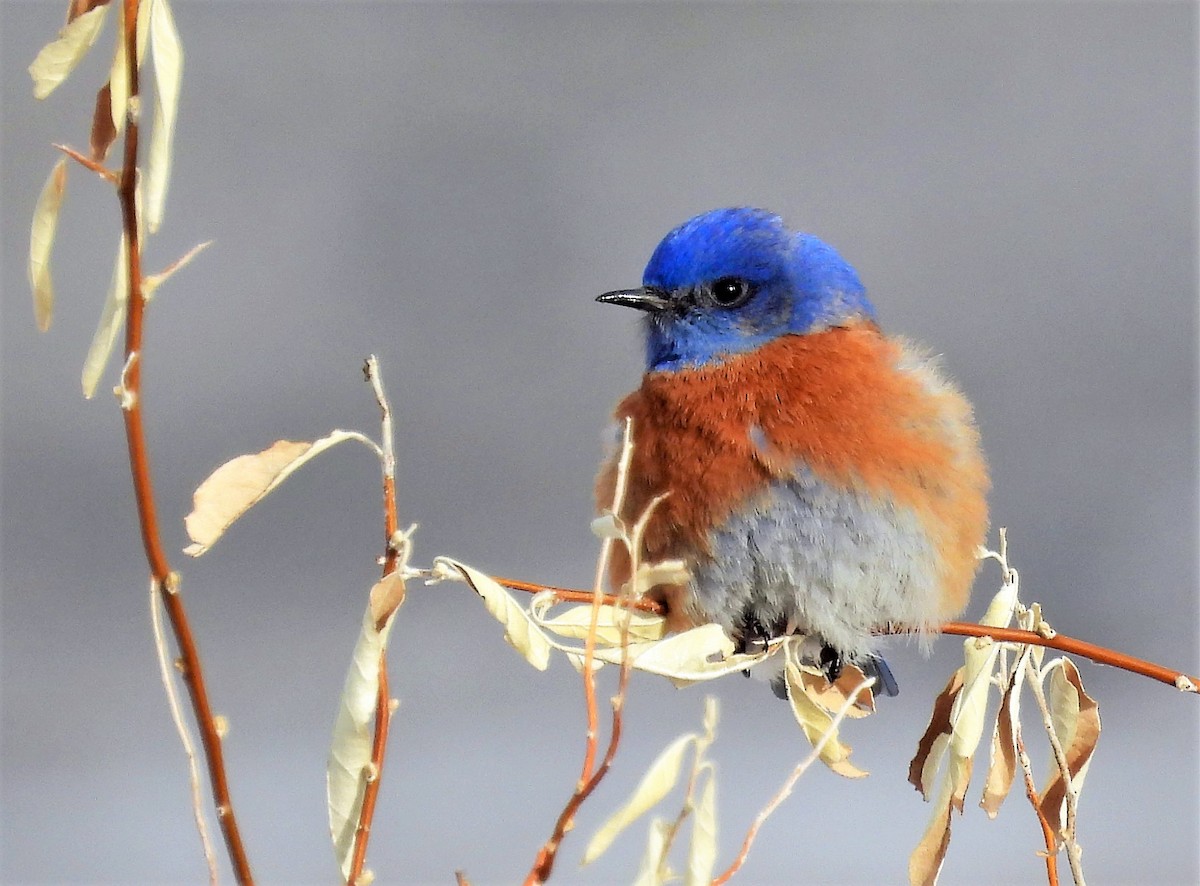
[113, 1, 252, 879]
[347, 356, 401, 886]
[941, 622, 1197, 693]
[525, 419, 636, 886]
[53, 142, 119, 182]
[712, 677, 876, 886]
[1026, 660, 1087, 886]
[150, 577, 219, 885]
[495, 576, 665, 616]
[1015, 730, 1060, 886]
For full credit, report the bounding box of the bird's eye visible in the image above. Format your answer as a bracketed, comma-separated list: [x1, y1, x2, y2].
[708, 276, 753, 308]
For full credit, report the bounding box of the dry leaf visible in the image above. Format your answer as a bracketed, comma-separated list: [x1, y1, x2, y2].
[908, 668, 964, 798]
[29, 4, 109, 100]
[145, 0, 181, 233]
[435, 558, 552, 671]
[81, 233, 128, 398]
[535, 601, 665, 645]
[631, 818, 670, 886]
[183, 432, 372, 555]
[908, 765, 956, 886]
[89, 81, 118, 160]
[590, 624, 754, 686]
[1038, 658, 1100, 835]
[980, 647, 1030, 818]
[142, 240, 211, 300]
[29, 158, 68, 332]
[684, 771, 718, 886]
[582, 733, 695, 865]
[106, 0, 150, 134]
[798, 663, 876, 719]
[785, 663, 867, 779]
[327, 580, 403, 881]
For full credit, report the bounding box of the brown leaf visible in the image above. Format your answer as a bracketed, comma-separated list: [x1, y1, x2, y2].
[980, 658, 1026, 818]
[908, 794, 953, 886]
[90, 81, 118, 160]
[908, 668, 965, 797]
[1038, 659, 1101, 835]
[798, 663, 875, 719]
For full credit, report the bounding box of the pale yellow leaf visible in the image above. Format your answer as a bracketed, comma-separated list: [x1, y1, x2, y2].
[435, 558, 552, 671]
[327, 581, 403, 881]
[183, 432, 373, 555]
[107, 0, 150, 134]
[632, 559, 689, 595]
[631, 818, 670, 886]
[29, 4, 109, 100]
[1039, 658, 1100, 833]
[582, 733, 695, 865]
[536, 602, 665, 645]
[949, 638, 1001, 758]
[29, 158, 68, 332]
[684, 771, 717, 886]
[978, 571, 1019, 628]
[145, 0, 182, 233]
[592, 623, 754, 685]
[143, 240, 212, 300]
[785, 663, 867, 779]
[81, 233, 128, 398]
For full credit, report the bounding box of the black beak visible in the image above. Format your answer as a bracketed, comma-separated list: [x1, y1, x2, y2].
[596, 286, 672, 313]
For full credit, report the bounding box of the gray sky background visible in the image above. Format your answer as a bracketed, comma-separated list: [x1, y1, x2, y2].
[2, 3, 1197, 884]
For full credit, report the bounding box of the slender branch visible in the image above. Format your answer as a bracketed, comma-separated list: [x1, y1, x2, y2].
[712, 677, 875, 886]
[112, 1, 253, 879]
[525, 419, 637, 886]
[496, 576, 665, 615]
[1015, 730, 1060, 886]
[489, 575, 1198, 694]
[940, 622, 1198, 693]
[53, 142, 119, 182]
[347, 356, 402, 886]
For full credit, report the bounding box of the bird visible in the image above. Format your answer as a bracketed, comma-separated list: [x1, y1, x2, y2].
[594, 207, 989, 697]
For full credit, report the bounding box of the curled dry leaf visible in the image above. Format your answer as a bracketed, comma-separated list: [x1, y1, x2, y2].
[797, 663, 876, 720]
[631, 818, 671, 886]
[1038, 658, 1100, 836]
[582, 732, 695, 865]
[533, 599, 666, 645]
[589, 624, 754, 686]
[684, 770, 718, 886]
[89, 81, 118, 160]
[327, 577, 405, 881]
[980, 646, 1031, 818]
[145, 0, 182, 233]
[434, 558, 552, 671]
[909, 669, 965, 799]
[29, 158, 68, 332]
[183, 431, 375, 556]
[28, 3, 109, 100]
[106, 0, 152, 135]
[81, 233, 128, 398]
[784, 663, 867, 779]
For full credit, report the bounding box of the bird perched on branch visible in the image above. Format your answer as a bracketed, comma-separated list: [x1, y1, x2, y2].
[595, 207, 989, 697]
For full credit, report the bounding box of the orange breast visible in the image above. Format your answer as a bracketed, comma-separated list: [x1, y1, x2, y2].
[596, 324, 989, 621]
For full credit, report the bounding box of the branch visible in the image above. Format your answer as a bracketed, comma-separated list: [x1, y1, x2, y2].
[939, 622, 1198, 693]
[112, 1, 253, 879]
[1015, 730, 1060, 886]
[346, 356, 401, 886]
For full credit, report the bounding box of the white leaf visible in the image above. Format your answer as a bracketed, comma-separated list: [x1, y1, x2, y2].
[582, 732, 695, 865]
[327, 577, 404, 881]
[183, 431, 377, 555]
[684, 770, 718, 886]
[631, 818, 670, 886]
[949, 638, 1001, 758]
[29, 158, 68, 332]
[145, 0, 181, 233]
[536, 602, 665, 645]
[81, 233, 128, 398]
[29, 4, 109, 100]
[434, 558, 552, 671]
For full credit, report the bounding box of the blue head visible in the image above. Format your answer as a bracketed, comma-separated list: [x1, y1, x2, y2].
[598, 208, 876, 371]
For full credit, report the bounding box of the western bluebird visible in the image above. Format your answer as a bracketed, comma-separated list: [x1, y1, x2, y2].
[595, 207, 989, 697]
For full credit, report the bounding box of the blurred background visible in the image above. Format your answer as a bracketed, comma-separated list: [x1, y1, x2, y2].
[2, 3, 1197, 884]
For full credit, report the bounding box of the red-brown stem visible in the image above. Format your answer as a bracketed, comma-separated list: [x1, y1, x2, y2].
[347, 362, 400, 885]
[54, 142, 119, 182]
[499, 578, 1198, 694]
[1016, 731, 1060, 886]
[115, 2, 252, 880]
[939, 621, 1198, 692]
[496, 576, 664, 615]
[524, 587, 637, 886]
